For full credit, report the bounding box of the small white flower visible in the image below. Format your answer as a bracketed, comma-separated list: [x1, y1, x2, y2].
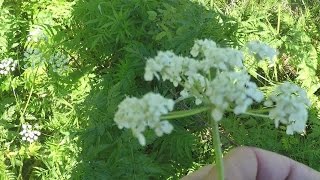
[263, 100, 273, 107]
[27, 26, 48, 42]
[19, 130, 26, 135]
[180, 89, 189, 98]
[265, 82, 310, 134]
[190, 39, 217, 57]
[0, 58, 18, 75]
[24, 132, 30, 137]
[34, 131, 41, 136]
[246, 41, 278, 63]
[144, 51, 185, 86]
[134, 132, 146, 146]
[206, 71, 264, 121]
[182, 73, 207, 105]
[114, 93, 174, 146]
[154, 120, 173, 137]
[211, 108, 224, 121]
[199, 47, 244, 72]
[191, 39, 244, 72]
[48, 52, 70, 75]
[29, 133, 35, 138]
[20, 123, 41, 143]
[23, 48, 45, 69]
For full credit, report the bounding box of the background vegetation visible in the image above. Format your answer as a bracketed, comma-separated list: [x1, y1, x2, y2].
[0, 0, 319, 179]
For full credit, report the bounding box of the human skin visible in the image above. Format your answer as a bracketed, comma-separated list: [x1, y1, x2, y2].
[181, 147, 320, 180]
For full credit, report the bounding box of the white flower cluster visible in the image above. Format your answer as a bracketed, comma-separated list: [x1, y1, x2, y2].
[264, 82, 311, 135]
[48, 52, 69, 75]
[144, 39, 263, 121]
[23, 48, 45, 69]
[206, 71, 264, 121]
[27, 27, 48, 43]
[115, 39, 309, 146]
[114, 93, 174, 146]
[0, 58, 17, 75]
[246, 41, 278, 63]
[20, 124, 41, 143]
[180, 73, 207, 105]
[144, 51, 199, 87]
[191, 39, 244, 71]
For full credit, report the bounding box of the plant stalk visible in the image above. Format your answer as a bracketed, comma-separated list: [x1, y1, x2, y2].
[161, 106, 210, 120]
[242, 112, 269, 118]
[277, 3, 281, 34]
[211, 116, 224, 180]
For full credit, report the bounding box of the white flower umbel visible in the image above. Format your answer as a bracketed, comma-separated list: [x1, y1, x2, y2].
[191, 39, 244, 72]
[20, 124, 41, 143]
[206, 71, 264, 121]
[48, 52, 69, 75]
[246, 41, 278, 63]
[190, 39, 217, 57]
[27, 26, 48, 43]
[144, 39, 263, 109]
[144, 40, 244, 85]
[264, 82, 311, 135]
[144, 51, 200, 87]
[0, 58, 18, 75]
[114, 93, 174, 146]
[181, 73, 208, 105]
[23, 48, 45, 69]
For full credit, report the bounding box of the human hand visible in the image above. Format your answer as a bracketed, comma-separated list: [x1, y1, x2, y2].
[182, 147, 320, 180]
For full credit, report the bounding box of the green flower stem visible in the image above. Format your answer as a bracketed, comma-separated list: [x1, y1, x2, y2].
[21, 66, 39, 123]
[10, 77, 22, 114]
[174, 95, 192, 103]
[247, 108, 270, 113]
[22, 86, 34, 118]
[211, 116, 224, 180]
[161, 106, 210, 120]
[277, 3, 281, 34]
[242, 112, 269, 118]
[225, 108, 270, 118]
[256, 72, 276, 85]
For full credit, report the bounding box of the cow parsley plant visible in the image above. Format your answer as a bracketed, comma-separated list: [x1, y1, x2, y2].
[114, 39, 310, 180]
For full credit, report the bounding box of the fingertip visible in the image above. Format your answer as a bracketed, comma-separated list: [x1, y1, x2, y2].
[247, 147, 320, 180]
[223, 146, 258, 180]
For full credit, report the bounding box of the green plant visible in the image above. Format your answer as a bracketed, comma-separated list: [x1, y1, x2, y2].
[1, 0, 320, 179]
